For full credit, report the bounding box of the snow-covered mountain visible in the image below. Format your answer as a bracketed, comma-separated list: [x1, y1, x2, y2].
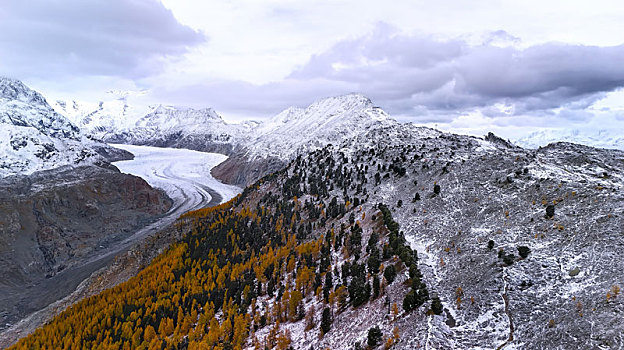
[1, 79, 80, 140]
[513, 128, 624, 151]
[0, 78, 124, 177]
[210, 94, 397, 185]
[103, 105, 251, 155]
[58, 93, 394, 159]
[55, 92, 397, 185]
[127, 105, 248, 144]
[51, 98, 150, 140]
[243, 93, 395, 159]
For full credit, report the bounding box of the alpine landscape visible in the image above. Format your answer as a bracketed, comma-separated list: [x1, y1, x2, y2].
[1, 1, 623, 349]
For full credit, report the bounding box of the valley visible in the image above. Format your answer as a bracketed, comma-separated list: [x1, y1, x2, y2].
[1, 78, 623, 349]
[0, 145, 241, 348]
[111, 144, 242, 218]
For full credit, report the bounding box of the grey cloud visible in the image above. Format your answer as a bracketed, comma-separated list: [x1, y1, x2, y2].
[0, 0, 205, 79]
[455, 44, 624, 98]
[150, 78, 355, 116]
[285, 24, 624, 121]
[142, 22, 624, 130]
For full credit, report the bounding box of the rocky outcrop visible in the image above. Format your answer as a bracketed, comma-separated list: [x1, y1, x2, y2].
[211, 151, 286, 187]
[0, 165, 172, 330]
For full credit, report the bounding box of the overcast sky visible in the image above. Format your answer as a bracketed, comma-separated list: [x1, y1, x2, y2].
[1, 0, 624, 139]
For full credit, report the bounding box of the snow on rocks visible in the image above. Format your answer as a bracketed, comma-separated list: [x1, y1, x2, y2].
[0, 77, 110, 178]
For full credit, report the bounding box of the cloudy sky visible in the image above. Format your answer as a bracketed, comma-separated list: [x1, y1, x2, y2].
[1, 0, 624, 140]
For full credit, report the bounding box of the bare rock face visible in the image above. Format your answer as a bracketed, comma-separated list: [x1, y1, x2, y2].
[211, 152, 286, 187]
[0, 165, 171, 329]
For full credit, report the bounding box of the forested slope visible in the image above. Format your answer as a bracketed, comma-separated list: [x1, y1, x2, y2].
[11, 125, 624, 349]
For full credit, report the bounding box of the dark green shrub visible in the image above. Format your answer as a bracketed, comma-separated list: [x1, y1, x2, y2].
[503, 253, 515, 266]
[431, 296, 443, 315]
[384, 265, 397, 284]
[367, 326, 383, 347]
[517, 246, 530, 259]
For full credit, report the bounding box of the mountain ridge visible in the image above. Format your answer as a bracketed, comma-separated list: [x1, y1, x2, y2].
[0, 78, 131, 178]
[8, 115, 624, 349]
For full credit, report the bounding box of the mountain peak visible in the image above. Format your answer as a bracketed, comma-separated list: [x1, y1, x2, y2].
[145, 104, 223, 125]
[0, 77, 48, 106]
[0, 79, 113, 177]
[307, 93, 374, 111]
[0, 78, 80, 139]
[242, 93, 395, 160]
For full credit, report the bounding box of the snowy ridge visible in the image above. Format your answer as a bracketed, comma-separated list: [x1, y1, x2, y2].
[51, 98, 150, 140]
[269, 127, 624, 349]
[101, 105, 252, 151]
[242, 93, 396, 159]
[0, 78, 111, 177]
[131, 105, 244, 141]
[1, 78, 79, 139]
[514, 128, 624, 151]
[65, 92, 396, 164]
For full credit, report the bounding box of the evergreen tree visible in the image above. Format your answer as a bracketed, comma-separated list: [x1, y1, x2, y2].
[433, 184, 441, 195]
[323, 271, 333, 302]
[431, 296, 443, 315]
[384, 265, 397, 284]
[320, 308, 332, 335]
[517, 246, 531, 259]
[367, 326, 383, 347]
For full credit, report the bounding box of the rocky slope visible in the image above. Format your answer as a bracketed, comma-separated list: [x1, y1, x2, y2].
[237, 124, 624, 349]
[286, 125, 624, 349]
[9, 120, 624, 349]
[0, 165, 172, 333]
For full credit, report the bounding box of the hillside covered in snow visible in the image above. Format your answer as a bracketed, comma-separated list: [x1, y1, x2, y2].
[0, 78, 130, 178]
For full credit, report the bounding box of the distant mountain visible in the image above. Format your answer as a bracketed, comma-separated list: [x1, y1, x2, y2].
[243, 94, 395, 159]
[59, 93, 396, 186]
[514, 128, 624, 151]
[51, 98, 149, 141]
[0, 78, 130, 177]
[106, 105, 251, 155]
[212, 94, 396, 185]
[1, 78, 80, 139]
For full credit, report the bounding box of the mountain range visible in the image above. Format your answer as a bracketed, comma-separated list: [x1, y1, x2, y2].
[48, 92, 396, 186]
[48, 90, 624, 187]
[515, 128, 624, 151]
[1, 78, 624, 349]
[0, 78, 130, 178]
